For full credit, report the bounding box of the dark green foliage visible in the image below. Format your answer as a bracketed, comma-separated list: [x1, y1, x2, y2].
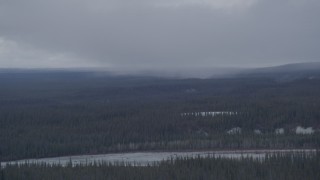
[0, 72, 320, 161]
[2, 153, 320, 180]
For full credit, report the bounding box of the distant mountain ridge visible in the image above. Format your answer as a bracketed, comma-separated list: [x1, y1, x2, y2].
[0, 62, 319, 80]
[246, 62, 320, 74]
[231, 62, 320, 82]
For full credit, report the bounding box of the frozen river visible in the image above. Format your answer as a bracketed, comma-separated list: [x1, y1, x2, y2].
[1, 149, 316, 167]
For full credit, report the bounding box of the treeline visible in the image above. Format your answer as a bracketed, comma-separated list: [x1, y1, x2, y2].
[1, 73, 320, 161]
[1, 152, 320, 180]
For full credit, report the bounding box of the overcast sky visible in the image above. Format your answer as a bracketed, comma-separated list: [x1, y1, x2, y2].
[0, 0, 319, 70]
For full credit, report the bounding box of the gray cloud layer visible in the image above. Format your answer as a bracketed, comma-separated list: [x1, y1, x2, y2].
[0, 0, 319, 69]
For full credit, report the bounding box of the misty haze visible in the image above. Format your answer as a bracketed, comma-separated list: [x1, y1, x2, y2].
[0, 0, 320, 179]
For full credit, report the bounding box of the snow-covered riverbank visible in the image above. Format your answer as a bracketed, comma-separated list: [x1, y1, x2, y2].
[1, 149, 316, 167]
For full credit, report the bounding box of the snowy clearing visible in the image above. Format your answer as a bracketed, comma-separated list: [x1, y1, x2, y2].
[295, 126, 315, 135]
[1, 149, 316, 168]
[181, 111, 237, 117]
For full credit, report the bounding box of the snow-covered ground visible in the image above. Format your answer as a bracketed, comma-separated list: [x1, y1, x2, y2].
[1, 149, 316, 168]
[295, 126, 315, 135]
[181, 111, 237, 117]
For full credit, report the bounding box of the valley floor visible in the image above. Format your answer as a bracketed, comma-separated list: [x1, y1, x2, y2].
[1, 149, 317, 167]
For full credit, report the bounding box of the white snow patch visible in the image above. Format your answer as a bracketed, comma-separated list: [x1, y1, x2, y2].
[275, 128, 285, 135]
[295, 126, 314, 135]
[181, 111, 237, 117]
[227, 127, 242, 134]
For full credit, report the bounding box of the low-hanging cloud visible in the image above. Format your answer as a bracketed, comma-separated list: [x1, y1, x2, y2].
[0, 0, 319, 69]
[155, 0, 257, 9]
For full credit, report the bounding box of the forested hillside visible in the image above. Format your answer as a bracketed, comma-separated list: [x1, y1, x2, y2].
[0, 70, 320, 161]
